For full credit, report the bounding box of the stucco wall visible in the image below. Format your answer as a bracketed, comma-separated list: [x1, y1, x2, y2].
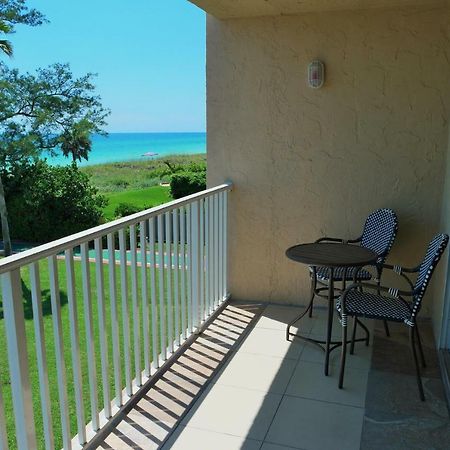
[206, 7, 450, 317]
[434, 125, 450, 346]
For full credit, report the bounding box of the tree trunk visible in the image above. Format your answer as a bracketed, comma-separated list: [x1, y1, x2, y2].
[0, 174, 12, 257]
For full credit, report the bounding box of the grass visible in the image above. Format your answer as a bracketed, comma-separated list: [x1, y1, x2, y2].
[81, 154, 206, 193]
[0, 253, 181, 450]
[81, 154, 206, 220]
[102, 185, 172, 220]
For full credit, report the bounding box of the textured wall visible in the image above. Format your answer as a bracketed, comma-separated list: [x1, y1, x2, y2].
[206, 6, 450, 316]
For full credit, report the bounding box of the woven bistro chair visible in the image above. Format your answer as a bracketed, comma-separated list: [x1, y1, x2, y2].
[287, 209, 398, 341]
[337, 233, 449, 401]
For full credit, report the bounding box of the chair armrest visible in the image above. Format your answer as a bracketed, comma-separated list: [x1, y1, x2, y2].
[340, 282, 414, 307]
[381, 263, 420, 274]
[379, 263, 420, 290]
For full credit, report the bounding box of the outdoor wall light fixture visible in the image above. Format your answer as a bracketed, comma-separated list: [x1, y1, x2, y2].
[308, 60, 325, 89]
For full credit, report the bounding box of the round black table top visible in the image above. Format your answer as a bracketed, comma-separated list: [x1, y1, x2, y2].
[286, 242, 378, 268]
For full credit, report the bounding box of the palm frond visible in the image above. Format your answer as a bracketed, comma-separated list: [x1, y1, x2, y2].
[0, 39, 13, 56]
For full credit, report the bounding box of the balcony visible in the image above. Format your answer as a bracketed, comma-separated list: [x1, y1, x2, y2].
[0, 184, 448, 449]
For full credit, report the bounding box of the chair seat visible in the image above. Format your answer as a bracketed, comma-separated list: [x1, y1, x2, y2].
[336, 290, 412, 322]
[313, 266, 372, 282]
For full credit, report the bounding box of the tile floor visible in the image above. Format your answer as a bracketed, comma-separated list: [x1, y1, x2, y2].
[93, 301, 449, 450]
[94, 301, 377, 450]
[167, 303, 372, 450]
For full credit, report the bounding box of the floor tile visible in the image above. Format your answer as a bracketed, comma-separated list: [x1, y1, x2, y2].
[182, 384, 282, 440]
[162, 426, 262, 450]
[238, 327, 304, 360]
[266, 396, 364, 450]
[214, 351, 297, 394]
[286, 360, 369, 408]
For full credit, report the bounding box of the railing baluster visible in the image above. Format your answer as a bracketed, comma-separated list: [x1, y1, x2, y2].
[64, 251, 86, 444]
[180, 206, 187, 339]
[208, 196, 214, 314]
[129, 225, 142, 387]
[205, 197, 210, 318]
[29, 262, 55, 450]
[224, 190, 229, 298]
[107, 233, 122, 407]
[81, 243, 99, 431]
[191, 201, 200, 331]
[119, 228, 132, 396]
[48, 256, 72, 448]
[173, 209, 180, 346]
[2, 268, 37, 450]
[186, 204, 192, 333]
[218, 192, 224, 302]
[140, 221, 150, 378]
[165, 211, 173, 353]
[157, 215, 167, 360]
[199, 199, 205, 323]
[148, 218, 158, 369]
[214, 194, 220, 308]
[94, 238, 112, 417]
[0, 380, 8, 450]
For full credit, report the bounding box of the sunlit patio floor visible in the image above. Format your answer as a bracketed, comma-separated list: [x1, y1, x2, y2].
[92, 301, 449, 450]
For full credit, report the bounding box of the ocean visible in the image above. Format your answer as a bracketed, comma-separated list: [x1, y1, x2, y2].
[45, 132, 206, 166]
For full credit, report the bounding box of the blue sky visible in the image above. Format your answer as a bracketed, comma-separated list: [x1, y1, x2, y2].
[9, 0, 206, 132]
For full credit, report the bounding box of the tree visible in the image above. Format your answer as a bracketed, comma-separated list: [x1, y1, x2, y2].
[0, 0, 46, 255]
[0, 0, 47, 58]
[0, 1, 109, 255]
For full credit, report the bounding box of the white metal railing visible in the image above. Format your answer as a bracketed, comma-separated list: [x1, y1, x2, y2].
[0, 182, 231, 450]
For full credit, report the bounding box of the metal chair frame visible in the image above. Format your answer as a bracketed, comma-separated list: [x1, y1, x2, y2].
[338, 234, 449, 401]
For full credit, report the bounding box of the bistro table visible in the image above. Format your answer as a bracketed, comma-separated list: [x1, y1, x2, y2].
[285, 242, 378, 376]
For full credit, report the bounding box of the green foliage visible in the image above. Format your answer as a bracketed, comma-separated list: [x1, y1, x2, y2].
[1, 160, 107, 243]
[0, 63, 109, 166]
[0, 0, 47, 58]
[81, 154, 206, 193]
[114, 202, 149, 218]
[170, 170, 206, 199]
[103, 186, 170, 220]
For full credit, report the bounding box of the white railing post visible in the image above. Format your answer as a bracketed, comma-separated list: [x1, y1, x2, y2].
[190, 200, 201, 331]
[1, 268, 37, 449]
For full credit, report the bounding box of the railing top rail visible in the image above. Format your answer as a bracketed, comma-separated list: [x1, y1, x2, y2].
[0, 182, 232, 274]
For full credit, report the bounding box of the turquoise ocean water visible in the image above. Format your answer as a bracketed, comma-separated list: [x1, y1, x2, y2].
[45, 132, 206, 166]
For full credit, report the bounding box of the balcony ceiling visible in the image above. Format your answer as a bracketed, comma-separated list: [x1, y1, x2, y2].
[189, 0, 449, 18]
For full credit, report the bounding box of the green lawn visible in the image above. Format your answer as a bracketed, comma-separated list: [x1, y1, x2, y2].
[103, 185, 172, 220]
[0, 255, 181, 450]
[81, 154, 206, 193]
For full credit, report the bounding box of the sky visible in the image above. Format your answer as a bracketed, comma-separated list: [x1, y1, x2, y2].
[8, 0, 206, 133]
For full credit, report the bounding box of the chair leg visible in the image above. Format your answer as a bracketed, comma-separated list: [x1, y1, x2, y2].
[308, 274, 316, 318]
[409, 327, 425, 401]
[339, 321, 348, 389]
[383, 320, 390, 337]
[415, 325, 427, 368]
[350, 316, 357, 355]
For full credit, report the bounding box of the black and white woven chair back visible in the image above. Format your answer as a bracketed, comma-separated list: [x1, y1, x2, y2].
[409, 233, 449, 323]
[360, 209, 398, 265]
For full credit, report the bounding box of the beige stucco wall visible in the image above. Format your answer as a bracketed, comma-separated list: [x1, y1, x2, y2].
[206, 6, 450, 319]
[433, 125, 450, 346]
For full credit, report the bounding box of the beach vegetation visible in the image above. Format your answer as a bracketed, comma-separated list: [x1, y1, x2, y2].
[170, 169, 206, 199]
[1, 160, 107, 243]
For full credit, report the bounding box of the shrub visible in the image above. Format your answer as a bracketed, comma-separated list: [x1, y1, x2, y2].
[170, 171, 206, 199]
[114, 202, 142, 218]
[2, 160, 107, 243]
